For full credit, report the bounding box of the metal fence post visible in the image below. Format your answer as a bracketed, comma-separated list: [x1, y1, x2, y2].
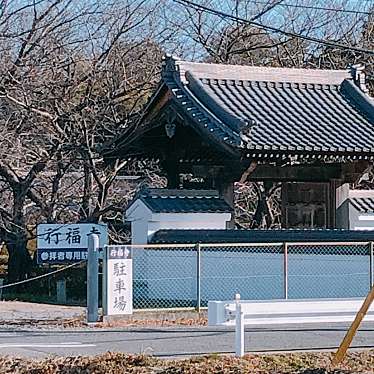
[102, 245, 108, 316]
[283, 242, 288, 300]
[196, 243, 201, 312]
[370, 242, 374, 289]
[87, 233, 99, 323]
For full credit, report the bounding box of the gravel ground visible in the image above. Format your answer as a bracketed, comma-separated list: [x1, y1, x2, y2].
[0, 301, 85, 329]
[0, 301, 207, 330]
[0, 301, 85, 320]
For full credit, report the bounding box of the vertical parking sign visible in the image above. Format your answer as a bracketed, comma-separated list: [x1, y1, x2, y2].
[105, 246, 133, 315]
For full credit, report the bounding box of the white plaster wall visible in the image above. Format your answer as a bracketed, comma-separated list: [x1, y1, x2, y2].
[126, 201, 231, 244]
[349, 191, 374, 230]
[126, 200, 152, 244]
[147, 212, 231, 239]
[336, 200, 350, 229]
[336, 190, 374, 231]
[351, 212, 374, 230]
[131, 219, 149, 245]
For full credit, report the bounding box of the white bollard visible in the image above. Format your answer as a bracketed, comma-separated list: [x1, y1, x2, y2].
[235, 293, 245, 357]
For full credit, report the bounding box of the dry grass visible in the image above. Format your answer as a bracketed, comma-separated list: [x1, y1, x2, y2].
[1, 317, 85, 328]
[100, 315, 208, 328]
[0, 351, 373, 373]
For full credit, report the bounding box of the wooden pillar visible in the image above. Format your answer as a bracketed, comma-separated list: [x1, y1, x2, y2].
[166, 170, 179, 188]
[281, 183, 288, 228]
[218, 181, 234, 208]
[161, 159, 180, 189]
[217, 179, 235, 229]
[328, 179, 340, 228]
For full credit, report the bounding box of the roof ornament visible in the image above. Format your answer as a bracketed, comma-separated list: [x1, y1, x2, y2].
[350, 64, 369, 94]
[165, 122, 176, 138]
[239, 117, 256, 143]
[164, 109, 177, 138]
[162, 54, 181, 75]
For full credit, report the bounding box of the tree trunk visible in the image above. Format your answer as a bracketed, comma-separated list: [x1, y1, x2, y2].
[4, 187, 33, 286]
[6, 234, 33, 286]
[251, 195, 269, 228]
[251, 182, 274, 229]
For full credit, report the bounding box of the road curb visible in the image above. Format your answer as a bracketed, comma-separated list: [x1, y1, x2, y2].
[102, 309, 207, 324]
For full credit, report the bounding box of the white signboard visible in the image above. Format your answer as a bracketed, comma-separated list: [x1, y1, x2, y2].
[37, 223, 108, 264]
[106, 246, 133, 315]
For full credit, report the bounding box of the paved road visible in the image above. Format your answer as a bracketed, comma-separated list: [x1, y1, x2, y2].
[0, 323, 373, 358]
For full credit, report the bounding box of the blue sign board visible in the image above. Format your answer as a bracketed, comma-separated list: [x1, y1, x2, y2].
[37, 223, 108, 264]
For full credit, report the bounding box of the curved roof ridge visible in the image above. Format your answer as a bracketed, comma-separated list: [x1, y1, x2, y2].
[200, 77, 341, 90]
[166, 56, 352, 85]
[340, 79, 374, 123]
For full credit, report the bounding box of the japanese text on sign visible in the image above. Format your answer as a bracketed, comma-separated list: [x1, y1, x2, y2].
[106, 245, 132, 315]
[38, 249, 88, 263]
[37, 223, 108, 264]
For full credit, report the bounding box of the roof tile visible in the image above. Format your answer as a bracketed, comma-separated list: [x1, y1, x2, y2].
[133, 189, 233, 213]
[162, 58, 374, 158]
[150, 228, 374, 244]
[350, 197, 374, 213]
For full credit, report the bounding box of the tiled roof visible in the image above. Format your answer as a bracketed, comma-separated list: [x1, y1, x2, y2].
[162, 56, 374, 159]
[350, 197, 374, 213]
[150, 229, 374, 244]
[130, 189, 232, 213]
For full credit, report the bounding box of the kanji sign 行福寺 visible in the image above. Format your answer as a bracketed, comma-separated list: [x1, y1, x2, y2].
[37, 223, 108, 264]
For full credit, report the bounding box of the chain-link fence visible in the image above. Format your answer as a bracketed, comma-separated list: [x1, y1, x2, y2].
[132, 244, 196, 309]
[125, 241, 374, 310]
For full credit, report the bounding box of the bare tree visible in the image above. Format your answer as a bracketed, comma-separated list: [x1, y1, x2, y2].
[0, 0, 166, 282]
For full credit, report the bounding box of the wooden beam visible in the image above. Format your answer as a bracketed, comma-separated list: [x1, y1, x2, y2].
[143, 88, 173, 124]
[249, 164, 340, 181]
[248, 162, 369, 183]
